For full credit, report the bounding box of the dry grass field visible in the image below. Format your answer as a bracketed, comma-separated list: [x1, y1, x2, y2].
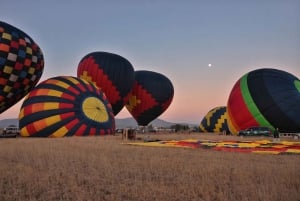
[0, 133, 299, 201]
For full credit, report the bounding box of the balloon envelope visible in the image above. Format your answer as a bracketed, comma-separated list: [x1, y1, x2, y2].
[126, 70, 174, 126]
[227, 68, 300, 134]
[19, 76, 115, 137]
[77, 52, 134, 115]
[199, 106, 230, 134]
[0, 21, 44, 114]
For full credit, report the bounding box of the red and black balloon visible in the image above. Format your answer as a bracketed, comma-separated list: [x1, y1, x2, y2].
[126, 70, 174, 126]
[77, 52, 135, 115]
[0, 21, 44, 114]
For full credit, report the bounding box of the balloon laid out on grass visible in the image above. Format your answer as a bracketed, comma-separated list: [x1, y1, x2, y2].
[77, 52, 135, 115]
[199, 106, 230, 134]
[227, 68, 300, 135]
[0, 21, 44, 114]
[125, 70, 174, 126]
[19, 76, 115, 137]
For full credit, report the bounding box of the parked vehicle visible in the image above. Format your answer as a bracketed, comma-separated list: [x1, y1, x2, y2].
[0, 125, 19, 138]
[238, 126, 272, 137]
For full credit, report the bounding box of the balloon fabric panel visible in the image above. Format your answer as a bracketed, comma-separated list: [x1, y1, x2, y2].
[199, 106, 229, 133]
[227, 79, 259, 134]
[125, 139, 300, 154]
[295, 80, 300, 92]
[248, 69, 300, 132]
[240, 74, 272, 128]
[126, 70, 174, 126]
[77, 52, 135, 115]
[136, 71, 173, 102]
[78, 56, 120, 105]
[19, 76, 115, 137]
[227, 68, 300, 134]
[127, 82, 158, 119]
[0, 21, 44, 114]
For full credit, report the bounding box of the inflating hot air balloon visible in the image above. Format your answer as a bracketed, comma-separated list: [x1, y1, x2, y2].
[77, 52, 134, 115]
[0, 21, 44, 114]
[19, 76, 115, 137]
[227, 68, 300, 135]
[125, 70, 174, 126]
[199, 106, 230, 134]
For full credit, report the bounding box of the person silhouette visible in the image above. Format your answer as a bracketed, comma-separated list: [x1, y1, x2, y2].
[273, 128, 280, 142]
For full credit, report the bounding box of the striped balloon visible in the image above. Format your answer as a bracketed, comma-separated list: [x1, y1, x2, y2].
[19, 76, 115, 137]
[199, 106, 229, 133]
[227, 68, 300, 134]
[0, 21, 44, 113]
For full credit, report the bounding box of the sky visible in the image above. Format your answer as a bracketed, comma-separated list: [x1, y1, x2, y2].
[1, 0, 300, 124]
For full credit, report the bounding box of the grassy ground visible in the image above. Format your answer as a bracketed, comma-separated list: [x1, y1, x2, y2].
[0, 133, 299, 201]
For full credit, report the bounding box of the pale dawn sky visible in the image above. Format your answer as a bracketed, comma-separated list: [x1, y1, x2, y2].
[1, 0, 300, 124]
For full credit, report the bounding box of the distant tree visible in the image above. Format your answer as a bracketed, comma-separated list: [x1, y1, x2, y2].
[170, 124, 189, 132]
[147, 124, 154, 130]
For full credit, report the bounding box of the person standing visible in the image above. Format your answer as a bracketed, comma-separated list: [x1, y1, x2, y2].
[273, 128, 280, 142]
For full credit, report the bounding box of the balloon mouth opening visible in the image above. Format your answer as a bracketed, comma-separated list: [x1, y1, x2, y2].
[82, 96, 109, 123]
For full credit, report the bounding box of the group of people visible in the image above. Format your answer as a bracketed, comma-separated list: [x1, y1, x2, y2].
[121, 128, 136, 141]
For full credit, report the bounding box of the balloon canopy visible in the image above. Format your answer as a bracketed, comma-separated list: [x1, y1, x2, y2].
[199, 106, 229, 134]
[77, 51, 135, 115]
[227, 68, 300, 134]
[0, 21, 44, 114]
[126, 70, 174, 126]
[19, 76, 115, 137]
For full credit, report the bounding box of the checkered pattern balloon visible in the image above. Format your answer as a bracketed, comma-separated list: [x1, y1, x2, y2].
[0, 21, 44, 113]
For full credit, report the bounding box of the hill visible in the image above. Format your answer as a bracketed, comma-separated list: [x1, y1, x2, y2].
[0, 118, 197, 129]
[115, 117, 176, 129]
[0, 118, 19, 128]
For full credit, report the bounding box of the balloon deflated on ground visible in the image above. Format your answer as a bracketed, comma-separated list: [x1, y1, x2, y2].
[0, 21, 44, 114]
[77, 52, 135, 115]
[124, 139, 300, 155]
[126, 70, 174, 126]
[19, 76, 115, 137]
[199, 106, 230, 134]
[227, 68, 300, 135]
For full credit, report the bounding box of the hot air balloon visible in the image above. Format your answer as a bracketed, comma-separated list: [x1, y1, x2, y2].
[199, 106, 230, 134]
[19, 76, 115, 137]
[227, 68, 300, 135]
[125, 70, 174, 126]
[77, 52, 135, 115]
[0, 21, 44, 114]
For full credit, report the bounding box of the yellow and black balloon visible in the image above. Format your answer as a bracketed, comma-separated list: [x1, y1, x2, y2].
[0, 21, 44, 114]
[77, 52, 135, 115]
[19, 76, 115, 137]
[199, 106, 230, 134]
[126, 70, 174, 126]
[227, 68, 300, 135]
